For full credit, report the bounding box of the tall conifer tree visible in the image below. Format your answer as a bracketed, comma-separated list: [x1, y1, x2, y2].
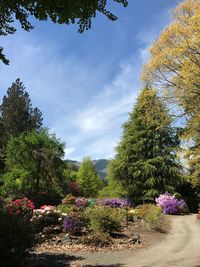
[0, 79, 43, 172]
[110, 88, 182, 201]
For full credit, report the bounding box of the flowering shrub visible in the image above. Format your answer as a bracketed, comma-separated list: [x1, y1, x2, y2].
[32, 205, 64, 232]
[63, 213, 81, 235]
[68, 181, 81, 196]
[97, 198, 129, 208]
[0, 199, 34, 266]
[6, 197, 34, 220]
[155, 193, 188, 214]
[75, 198, 90, 208]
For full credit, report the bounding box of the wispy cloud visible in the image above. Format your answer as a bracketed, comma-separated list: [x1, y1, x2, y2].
[0, 3, 172, 161]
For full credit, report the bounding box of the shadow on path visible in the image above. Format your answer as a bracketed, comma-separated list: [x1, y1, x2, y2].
[26, 253, 125, 267]
[26, 253, 84, 267]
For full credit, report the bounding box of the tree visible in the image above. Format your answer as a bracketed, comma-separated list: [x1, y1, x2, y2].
[0, 0, 128, 64]
[0, 79, 43, 175]
[98, 162, 125, 198]
[142, 0, 200, 186]
[110, 88, 182, 202]
[0, 78, 43, 146]
[77, 157, 103, 197]
[3, 129, 65, 203]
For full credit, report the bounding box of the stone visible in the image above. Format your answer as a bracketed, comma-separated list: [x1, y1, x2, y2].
[128, 234, 141, 244]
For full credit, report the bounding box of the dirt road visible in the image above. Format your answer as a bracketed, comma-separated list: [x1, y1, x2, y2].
[81, 214, 200, 267]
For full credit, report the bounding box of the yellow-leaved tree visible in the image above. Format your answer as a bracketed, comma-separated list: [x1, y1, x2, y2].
[142, 0, 200, 187]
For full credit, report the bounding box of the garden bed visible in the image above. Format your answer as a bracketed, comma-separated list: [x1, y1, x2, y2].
[32, 215, 171, 254]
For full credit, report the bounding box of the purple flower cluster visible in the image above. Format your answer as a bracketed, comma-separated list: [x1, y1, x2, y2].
[98, 198, 129, 208]
[75, 198, 90, 208]
[63, 215, 80, 234]
[155, 193, 187, 214]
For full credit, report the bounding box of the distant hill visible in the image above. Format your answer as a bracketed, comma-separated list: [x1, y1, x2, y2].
[65, 159, 109, 179]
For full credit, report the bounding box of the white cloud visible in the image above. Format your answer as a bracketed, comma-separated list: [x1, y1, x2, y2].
[0, 5, 172, 161]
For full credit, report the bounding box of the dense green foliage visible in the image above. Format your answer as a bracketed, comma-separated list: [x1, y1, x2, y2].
[142, 0, 200, 190]
[85, 206, 125, 233]
[77, 157, 103, 197]
[2, 129, 65, 205]
[0, 79, 43, 173]
[0, 0, 128, 64]
[135, 204, 162, 228]
[0, 199, 34, 267]
[98, 164, 125, 198]
[110, 88, 182, 202]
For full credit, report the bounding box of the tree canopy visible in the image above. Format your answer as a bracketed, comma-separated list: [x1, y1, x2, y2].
[142, 0, 200, 188]
[3, 129, 65, 203]
[0, 0, 128, 64]
[77, 157, 103, 197]
[0, 79, 43, 173]
[110, 88, 182, 202]
[0, 79, 43, 140]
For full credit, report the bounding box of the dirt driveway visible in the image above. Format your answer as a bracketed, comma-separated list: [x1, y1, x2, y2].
[79, 214, 200, 267]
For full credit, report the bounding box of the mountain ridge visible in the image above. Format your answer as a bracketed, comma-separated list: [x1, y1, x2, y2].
[65, 159, 109, 179]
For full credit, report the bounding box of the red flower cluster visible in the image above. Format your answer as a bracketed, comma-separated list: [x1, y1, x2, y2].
[7, 197, 34, 220]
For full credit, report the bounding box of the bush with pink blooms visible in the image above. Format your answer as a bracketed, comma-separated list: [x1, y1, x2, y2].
[32, 205, 64, 232]
[155, 193, 188, 214]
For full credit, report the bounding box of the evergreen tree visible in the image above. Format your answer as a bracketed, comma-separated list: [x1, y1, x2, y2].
[0, 79, 43, 172]
[111, 88, 182, 202]
[0, 78, 43, 139]
[77, 157, 103, 197]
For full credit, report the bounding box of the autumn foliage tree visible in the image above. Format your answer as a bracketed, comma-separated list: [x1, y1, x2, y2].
[142, 0, 200, 187]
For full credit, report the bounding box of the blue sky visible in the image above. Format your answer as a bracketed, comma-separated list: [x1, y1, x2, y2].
[0, 0, 180, 161]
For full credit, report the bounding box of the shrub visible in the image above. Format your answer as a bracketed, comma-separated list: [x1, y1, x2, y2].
[68, 181, 81, 196]
[85, 206, 125, 233]
[6, 197, 34, 220]
[32, 205, 63, 232]
[75, 198, 90, 208]
[63, 213, 81, 235]
[97, 198, 129, 208]
[128, 208, 138, 222]
[62, 194, 76, 205]
[135, 204, 162, 228]
[155, 193, 188, 214]
[0, 202, 34, 267]
[57, 204, 77, 214]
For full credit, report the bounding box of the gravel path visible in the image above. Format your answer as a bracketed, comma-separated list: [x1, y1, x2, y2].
[79, 214, 200, 267]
